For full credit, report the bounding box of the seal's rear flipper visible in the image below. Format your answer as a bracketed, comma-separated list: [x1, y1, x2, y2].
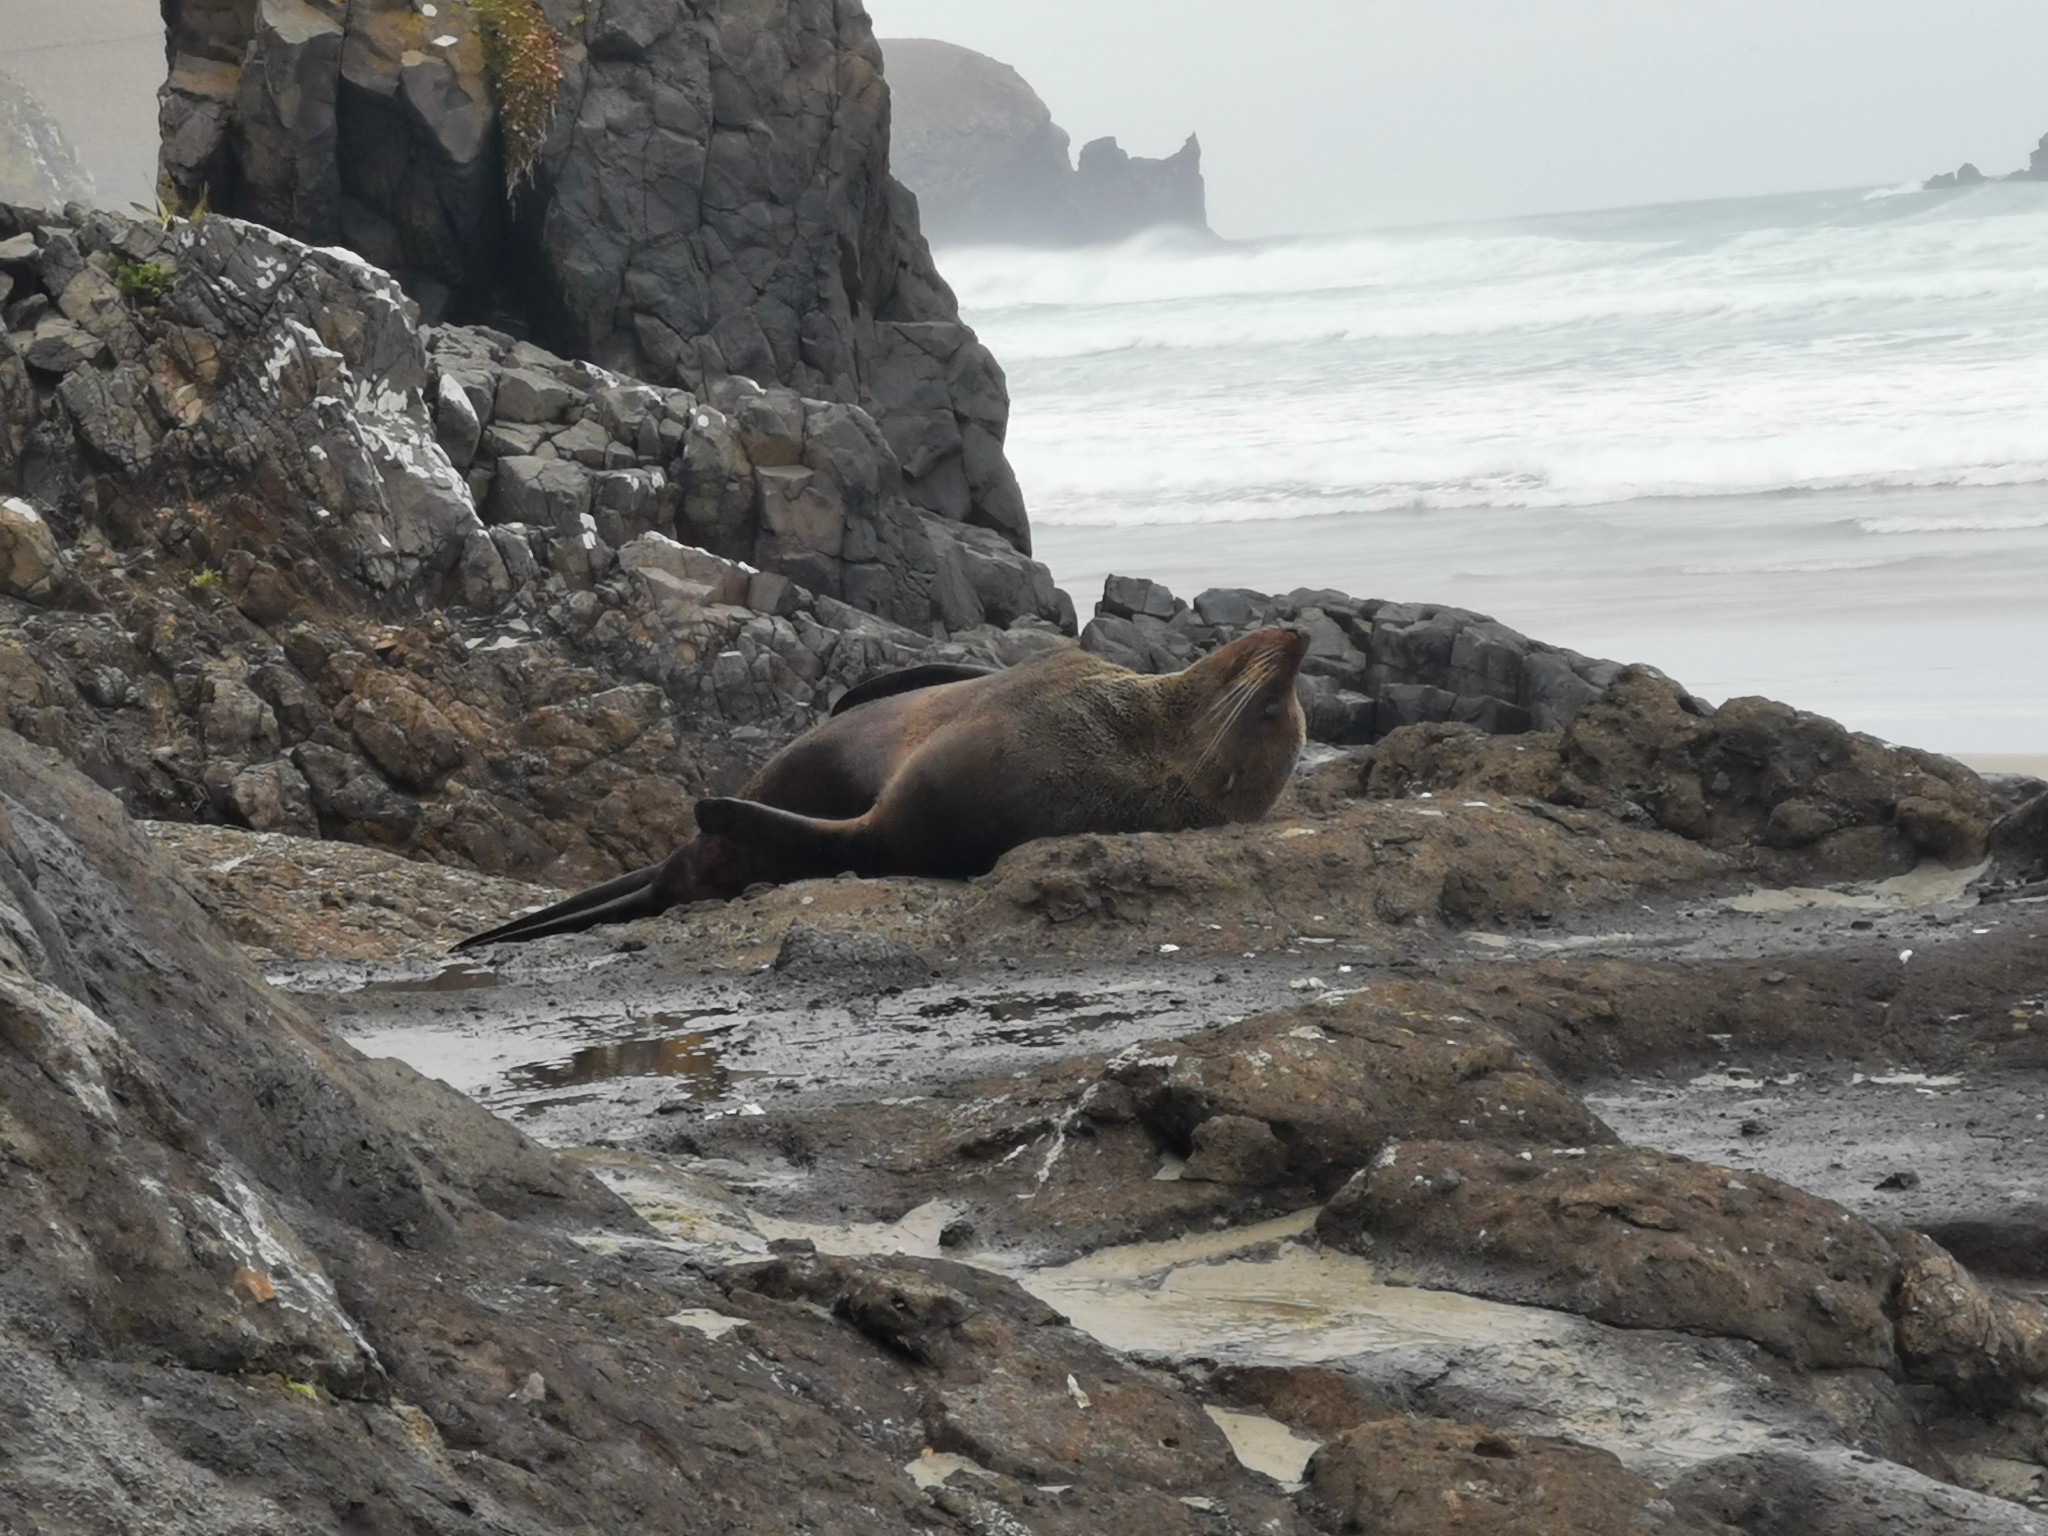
[830, 663, 995, 717]
[451, 861, 666, 950]
[694, 796, 882, 874]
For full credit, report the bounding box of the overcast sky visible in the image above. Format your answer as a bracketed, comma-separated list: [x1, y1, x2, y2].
[10, 1, 2047, 237]
[866, 0, 2048, 238]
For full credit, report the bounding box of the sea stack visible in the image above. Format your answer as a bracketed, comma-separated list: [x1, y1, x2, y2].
[881, 37, 1215, 245]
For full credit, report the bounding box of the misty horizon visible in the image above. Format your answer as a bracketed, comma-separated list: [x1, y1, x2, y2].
[867, 0, 2048, 240]
[5, 2, 2048, 237]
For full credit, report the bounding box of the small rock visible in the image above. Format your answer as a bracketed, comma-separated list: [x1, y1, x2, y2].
[1181, 1114, 1290, 1187]
[0, 496, 67, 601]
[1873, 1170, 1921, 1192]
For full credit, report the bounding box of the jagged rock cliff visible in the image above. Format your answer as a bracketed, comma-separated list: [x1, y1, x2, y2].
[882, 38, 1213, 246]
[157, 0, 1029, 549]
[0, 67, 95, 211]
[0, 201, 1064, 884]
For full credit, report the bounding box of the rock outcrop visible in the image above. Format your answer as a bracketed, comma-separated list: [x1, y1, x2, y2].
[1083, 577, 2002, 883]
[0, 724, 1342, 1535]
[0, 201, 1062, 884]
[882, 38, 1213, 245]
[0, 67, 94, 211]
[1349, 667, 1999, 881]
[1924, 129, 2048, 187]
[157, 0, 1030, 546]
[1073, 132, 1208, 241]
[1078, 574, 1644, 743]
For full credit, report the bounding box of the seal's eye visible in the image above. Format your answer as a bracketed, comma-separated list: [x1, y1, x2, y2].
[1262, 700, 1285, 720]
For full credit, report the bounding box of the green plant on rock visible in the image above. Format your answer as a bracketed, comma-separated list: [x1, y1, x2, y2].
[131, 185, 209, 231]
[112, 258, 174, 306]
[471, 0, 564, 193]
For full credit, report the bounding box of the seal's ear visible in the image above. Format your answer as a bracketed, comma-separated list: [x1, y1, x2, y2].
[830, 663, 997, 717]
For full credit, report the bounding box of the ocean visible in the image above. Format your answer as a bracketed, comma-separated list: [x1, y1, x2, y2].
[940, 182, 2048, 757]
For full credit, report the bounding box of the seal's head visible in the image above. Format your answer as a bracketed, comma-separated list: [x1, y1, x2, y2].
[1166, 627, 1310, 823]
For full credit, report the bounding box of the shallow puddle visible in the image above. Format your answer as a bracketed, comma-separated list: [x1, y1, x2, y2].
[1204, 1407, 1320, 1488]
[1016, 1215, 1555, 1364]
[506, 1012, 739, 1095]
[1724, 858, 1989, 914]
[359, 962, 503, 994]
[914, 990, 1143, 1045]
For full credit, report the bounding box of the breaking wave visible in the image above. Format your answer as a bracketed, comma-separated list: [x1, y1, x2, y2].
[946, 181, 2048, 526]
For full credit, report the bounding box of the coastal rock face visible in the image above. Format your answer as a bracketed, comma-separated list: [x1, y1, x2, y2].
[0, 202, 1062, 884]
[2028, 132, 2048, 180]
[1305, 1417, 1739, 1536]
[880, 38, 1074, 246]
[1347, 667, 2002, 881]
[1073, 133, 1208, 240]
[1319, 1143, 1906, 1370]
[1925, 162, 1986, 190]
[157, 0, 1031, 547]
[1320, 1141, 2048, 1394]
[1924, 127, 2048, 188]
[0, 725, 1348, 1533]
[0, 69, 95, 211]
[882, 38, 1213, 245]
[1079, 575, 1637, 744]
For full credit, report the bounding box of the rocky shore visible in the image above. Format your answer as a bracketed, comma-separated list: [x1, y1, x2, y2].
[4, 2, 2048, 1531]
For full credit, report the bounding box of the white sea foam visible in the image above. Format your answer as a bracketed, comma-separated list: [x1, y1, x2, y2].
[944, 184, 2048, 753]
[946, 184, 2048, 530]
[1857, 511, 2048, 535]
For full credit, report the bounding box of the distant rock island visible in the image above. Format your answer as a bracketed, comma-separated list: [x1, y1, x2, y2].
[881, 38, 1213, 246]
[1924, 130, 2048, 188]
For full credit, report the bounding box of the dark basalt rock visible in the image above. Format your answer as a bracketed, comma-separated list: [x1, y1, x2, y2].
[0, 722, 1340, 1534]
[1319, 1140, 2048, 1394]
[1080, 575, 1631, 744]
[158, 0, 1031, 549]
[1924, 162, 1987, 190]
[0, 201, 1063, 884]
[1923, 127, 2048, 188]
[1305, 1415, 1740, 1536]
[1987, 789, 2048, 889]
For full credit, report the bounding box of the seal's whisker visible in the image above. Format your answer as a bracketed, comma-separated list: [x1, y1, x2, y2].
[1191, 664, 1271, 781]
[1192, 675, 1257, 774]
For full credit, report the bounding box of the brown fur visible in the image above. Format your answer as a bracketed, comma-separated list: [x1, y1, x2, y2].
[455, 629, 1309, 948]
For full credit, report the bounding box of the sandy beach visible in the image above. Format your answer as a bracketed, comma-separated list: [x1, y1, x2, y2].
[1037, 481, 2048, 760]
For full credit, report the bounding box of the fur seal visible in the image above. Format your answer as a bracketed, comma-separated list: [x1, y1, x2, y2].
[454, 627, 1309, 949]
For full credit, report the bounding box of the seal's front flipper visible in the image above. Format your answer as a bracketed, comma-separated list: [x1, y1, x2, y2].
[451, 861, 665, 950]
[829, 663, 996, 717]
[694, 796, 884, 875]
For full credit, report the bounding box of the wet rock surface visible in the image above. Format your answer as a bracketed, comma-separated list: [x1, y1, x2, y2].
[6, 5, 2042, 1529]
[104, 717, 2048, 1529]
[1303, 1413, 1740, 1535]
